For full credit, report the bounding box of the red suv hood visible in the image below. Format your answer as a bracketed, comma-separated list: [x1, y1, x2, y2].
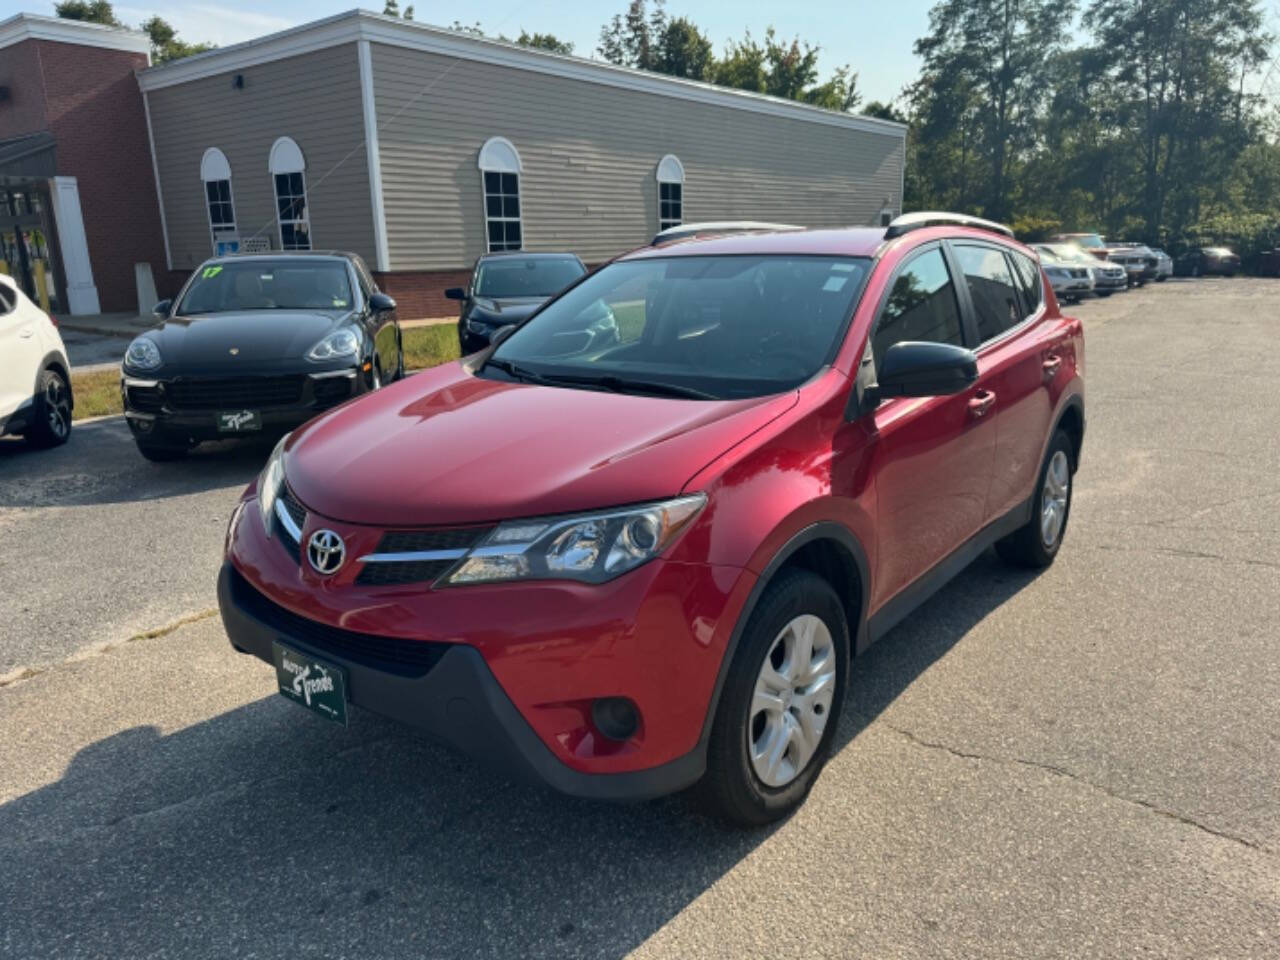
[283, 362, 798, 526]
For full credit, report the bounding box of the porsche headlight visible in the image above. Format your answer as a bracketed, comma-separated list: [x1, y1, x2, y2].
[124, 336, 162, 371]
[307, 328, 360, 361]
[257, 434, 289, 534]
[447, 494, 706, 585]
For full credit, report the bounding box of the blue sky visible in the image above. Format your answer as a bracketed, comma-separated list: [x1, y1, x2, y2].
[9, 0, 935, 105]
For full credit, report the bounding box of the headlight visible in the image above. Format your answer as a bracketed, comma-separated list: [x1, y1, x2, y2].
[446, 494, 706, 585]
[1045, 267, 1068, 279]
[307, 329, 360, 361]
[124, 337, 162, 371]
[257, 434, 289, 534]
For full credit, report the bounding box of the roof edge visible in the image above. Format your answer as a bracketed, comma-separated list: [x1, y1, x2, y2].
[0, 12, 151, 56]
[137, 9, 906, 138]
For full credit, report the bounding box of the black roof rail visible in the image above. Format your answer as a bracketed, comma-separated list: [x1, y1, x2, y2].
[884, 211, 1014, 240]
[651, 221, 803, 246]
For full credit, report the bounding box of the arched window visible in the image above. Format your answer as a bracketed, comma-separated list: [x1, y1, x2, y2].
[269, 137, 311, 251]
[478, 137, 522, 252]
[656, 154, 684, 231]
[200, 148, 237, 255]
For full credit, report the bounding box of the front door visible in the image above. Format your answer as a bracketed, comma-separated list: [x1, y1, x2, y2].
[0, 278, 42, 420]
[866, 244, 998, 609]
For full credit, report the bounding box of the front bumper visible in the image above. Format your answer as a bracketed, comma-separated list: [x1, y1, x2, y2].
[218, 491, 755, 798]
[122, 370, 361, 444]
[218, 563, 705, 799]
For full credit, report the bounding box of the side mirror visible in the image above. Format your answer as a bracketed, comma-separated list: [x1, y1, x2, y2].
[369, 292, 396, 312]
[444, 287, 467, 301]
[152, 299, 172, 318]
[875, 341, 978, 399]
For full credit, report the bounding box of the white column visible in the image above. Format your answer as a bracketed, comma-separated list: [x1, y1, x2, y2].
[358, 39, 390, 272]
[48, 176, 100, 315]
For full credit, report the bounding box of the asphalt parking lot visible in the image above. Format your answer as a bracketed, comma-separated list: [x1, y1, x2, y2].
[1, 278, 1277, 959]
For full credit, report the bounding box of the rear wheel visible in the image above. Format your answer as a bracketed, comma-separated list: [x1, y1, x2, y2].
[24, 368, 72, 449]
[996, 430, 1074, 568]
[699, 569, 849, 826]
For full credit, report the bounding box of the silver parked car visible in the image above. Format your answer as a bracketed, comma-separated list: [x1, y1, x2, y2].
[1033, 244, 1101, 300]
[1148, 247, 1174, 281]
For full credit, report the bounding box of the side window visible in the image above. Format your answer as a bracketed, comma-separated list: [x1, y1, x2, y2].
[0, 281, 14, 314]
[871, 247, 965, 371]
[1009, 251, 1043, 317]
[954, 244, 1022, 342]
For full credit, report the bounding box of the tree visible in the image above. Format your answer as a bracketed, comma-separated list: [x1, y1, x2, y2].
[382, 0, 414, 18]
[598, 0, 667, 70]
[53, 1, 122, 26]
[712, 32, 765, 92]
[912, 0, 1076, 221]
[516, 31, 574, 55]
[141, 16, 215, 64]
[804, 66, 861, 112]
[655, 17, 714, 80]
[762, 29, 821, 100]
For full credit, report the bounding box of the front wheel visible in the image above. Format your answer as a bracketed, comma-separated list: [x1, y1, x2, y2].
[25, 368, 72, 448]
[996, 430, 1074, 568]
[699, 570, 849, 826]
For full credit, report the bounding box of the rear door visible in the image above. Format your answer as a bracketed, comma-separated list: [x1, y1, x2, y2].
[949, 242, 1058, 521]
[867, 243, 998, 607]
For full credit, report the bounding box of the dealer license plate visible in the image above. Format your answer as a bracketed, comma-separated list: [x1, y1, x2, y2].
[272, 642, 348, 725]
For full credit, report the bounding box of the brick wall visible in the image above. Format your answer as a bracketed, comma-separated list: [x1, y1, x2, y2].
[37, 41, 170, 313]
[374, 268, 471, 320]
[0, 40, 50, 139]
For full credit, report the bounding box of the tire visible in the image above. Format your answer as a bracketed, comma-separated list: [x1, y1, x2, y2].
[134, 439, 188, 462]
[699, 569, 850, 826]
[1156, 275, 1167, 282]
[996, 429, 1075, 568]
[24, 367, 72, 449]
[1097, 290, 1112, 297]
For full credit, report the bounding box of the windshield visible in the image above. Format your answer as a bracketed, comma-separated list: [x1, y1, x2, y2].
[1040, 244, 1082, 262]
[488, 254, 871, 400]
[177, 260, 354, 314]
[475, 257, 585, 299]
[1070, 235, 1105, 249]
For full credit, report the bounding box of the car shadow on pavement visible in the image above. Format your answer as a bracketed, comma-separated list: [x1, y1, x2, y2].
[0, 553, 1040, 959]
[0, 417, 273, 509]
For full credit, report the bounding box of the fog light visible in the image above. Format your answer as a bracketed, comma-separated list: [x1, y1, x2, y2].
[592, 697, 639, 741]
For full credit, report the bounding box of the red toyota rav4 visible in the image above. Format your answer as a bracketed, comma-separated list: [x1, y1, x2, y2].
[219, 213, 1083, 825]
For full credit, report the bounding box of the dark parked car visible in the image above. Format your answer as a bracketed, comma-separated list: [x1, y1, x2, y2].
[122, 252, 401, 461]
[1175, 247, 1241, 277]
[448, 252, 590, 354]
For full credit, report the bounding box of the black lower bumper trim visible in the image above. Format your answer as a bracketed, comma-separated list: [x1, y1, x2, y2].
[217, 562, 704, 801]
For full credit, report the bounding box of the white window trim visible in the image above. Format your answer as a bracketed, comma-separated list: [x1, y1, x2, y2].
[200, 148, 238, 256]
[656, 154, 684, 231]
[268, 136, 311, 251]
[478, 136, 524, 253]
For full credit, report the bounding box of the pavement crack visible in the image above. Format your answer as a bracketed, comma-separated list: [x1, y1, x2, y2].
[1090, 542, 1280, 570]
[0, 609, 218, 690]
[877, 719, 1272, 856]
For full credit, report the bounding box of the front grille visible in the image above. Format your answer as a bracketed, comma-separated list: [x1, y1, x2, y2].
[375, 527, 492, 554]
[229, 566, 450, 677]
[354, 525, 493, 587]
[280, 487, 307, 532]
[167, 376, 306, 410]
[356, 559, 459, 587]
[126, 384, 164, 413]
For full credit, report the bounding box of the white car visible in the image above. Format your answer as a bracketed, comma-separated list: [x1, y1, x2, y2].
[0, 274, 73, 448]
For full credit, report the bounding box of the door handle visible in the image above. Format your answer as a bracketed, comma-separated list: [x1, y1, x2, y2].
[968, 390, 996, 419]
[1042, 354, 1063, 379]
[18, 325, 34, 339]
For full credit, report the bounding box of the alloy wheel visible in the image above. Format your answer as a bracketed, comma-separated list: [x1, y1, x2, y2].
[45, 376, 70, 439]
[749, 613, 836, 788]
[1040, 450, 1070, 548]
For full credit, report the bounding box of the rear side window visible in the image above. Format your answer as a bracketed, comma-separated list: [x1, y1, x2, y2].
[0, 282, 14, 314]
[871, 247, 965, 370]
[954, 244, 1023, 342]
[1010, 251, 1043, 316]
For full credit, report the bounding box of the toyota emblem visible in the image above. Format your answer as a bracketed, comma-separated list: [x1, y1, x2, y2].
[307, 529, 346, 575]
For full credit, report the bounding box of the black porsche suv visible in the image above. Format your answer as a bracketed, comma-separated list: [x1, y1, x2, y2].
[121, 252, 402, 461]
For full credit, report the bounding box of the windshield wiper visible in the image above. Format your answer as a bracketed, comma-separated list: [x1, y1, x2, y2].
[484, 358, 556, 386]
[541, 373, 718, 400]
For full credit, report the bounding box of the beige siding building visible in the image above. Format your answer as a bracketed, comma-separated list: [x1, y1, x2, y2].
[139, 10, 906, 316]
